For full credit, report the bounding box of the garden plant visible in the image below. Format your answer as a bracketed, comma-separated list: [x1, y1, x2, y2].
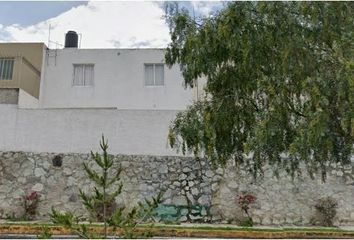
[23, 191, 41, 221]
[236, 192, 257, 227]
[49, 136, 163, 239]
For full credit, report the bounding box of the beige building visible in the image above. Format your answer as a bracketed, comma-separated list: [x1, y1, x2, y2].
[0, 43, 46, 104]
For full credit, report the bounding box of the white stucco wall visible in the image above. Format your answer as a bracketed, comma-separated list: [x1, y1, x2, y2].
[40, 48, 193, 110]
[0, 105, 182, 156]
[18, 89, 39, 109]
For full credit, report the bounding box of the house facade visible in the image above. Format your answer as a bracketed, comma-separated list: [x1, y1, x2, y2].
[1, 42, 196, 110]
[40, 48, 195, 110]
[0, 40, 197, 155]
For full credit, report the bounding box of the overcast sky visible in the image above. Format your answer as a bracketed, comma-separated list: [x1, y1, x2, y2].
[0, 1, 224, 49]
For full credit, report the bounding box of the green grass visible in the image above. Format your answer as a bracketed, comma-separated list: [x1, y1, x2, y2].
[141, 223, 348, 232]
[1, 222, 353, 234]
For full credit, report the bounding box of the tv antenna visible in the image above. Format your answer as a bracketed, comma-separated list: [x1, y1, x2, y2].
[47, 24, 63, 49]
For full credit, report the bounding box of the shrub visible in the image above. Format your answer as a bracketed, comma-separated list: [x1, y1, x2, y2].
[240, 217, 254, 227]
[23, 191, 41, 220]
[236, 192, 257, 227]
[311, 197, 338, 227]
[236, 193, 256, 217]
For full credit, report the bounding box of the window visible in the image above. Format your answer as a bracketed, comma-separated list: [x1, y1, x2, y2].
[144, 64, 164, 86]
[0, 58, 14, 80]
[73, 64, 94, 86]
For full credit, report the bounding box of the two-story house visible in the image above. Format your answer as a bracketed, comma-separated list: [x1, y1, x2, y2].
[0, 31, 200, 155]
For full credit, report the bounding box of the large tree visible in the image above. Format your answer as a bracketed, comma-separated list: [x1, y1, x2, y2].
[165, 2, 354, 179]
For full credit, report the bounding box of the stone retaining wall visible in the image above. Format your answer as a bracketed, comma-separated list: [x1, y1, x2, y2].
[1, 151, 354, 226]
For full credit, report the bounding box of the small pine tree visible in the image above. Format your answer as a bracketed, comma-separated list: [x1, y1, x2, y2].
[80, 135, 122, 238]
[50, 135, 163, 239]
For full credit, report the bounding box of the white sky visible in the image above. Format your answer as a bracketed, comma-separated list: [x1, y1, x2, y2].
[0, 1, 224, 49]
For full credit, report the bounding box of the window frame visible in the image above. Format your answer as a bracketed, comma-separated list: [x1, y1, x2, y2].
[144, 63, 165, 87]
[0, 58, 15, 81]
[72, 64, 95, 87]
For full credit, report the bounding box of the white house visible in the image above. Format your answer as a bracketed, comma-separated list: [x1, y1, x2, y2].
[0, 32, 201, 155]
[40, 48, 195, 110]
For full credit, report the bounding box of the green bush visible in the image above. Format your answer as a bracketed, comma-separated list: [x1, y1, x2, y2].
[240, 217, 254, 227]
[311, 197, 338, 227]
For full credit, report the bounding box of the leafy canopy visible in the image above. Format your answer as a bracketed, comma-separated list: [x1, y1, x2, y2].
[165, 2, 354, 179]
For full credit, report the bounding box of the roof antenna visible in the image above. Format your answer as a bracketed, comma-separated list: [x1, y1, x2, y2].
[47, 24, 51, 48]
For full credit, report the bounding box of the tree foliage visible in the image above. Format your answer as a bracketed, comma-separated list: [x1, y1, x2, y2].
[165, 2, 354, 179]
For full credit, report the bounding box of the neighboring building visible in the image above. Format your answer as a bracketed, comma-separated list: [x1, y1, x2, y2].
[0, 43, 46, 107]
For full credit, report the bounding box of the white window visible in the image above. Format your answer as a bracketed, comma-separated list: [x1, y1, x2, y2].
[0, 58, 14, 80]
[144, 64, 164, 86]
[73, 64, 94, 86]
